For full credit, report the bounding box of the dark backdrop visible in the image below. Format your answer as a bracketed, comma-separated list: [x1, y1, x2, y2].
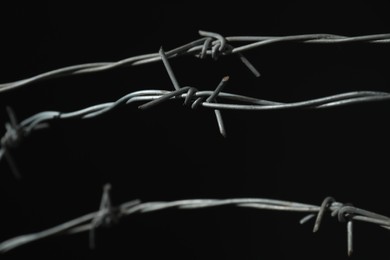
[0, 2, 389, 259]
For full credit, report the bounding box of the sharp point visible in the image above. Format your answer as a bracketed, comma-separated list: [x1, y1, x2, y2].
[313, 224, 319, 233]
[138, 103, 150, 110]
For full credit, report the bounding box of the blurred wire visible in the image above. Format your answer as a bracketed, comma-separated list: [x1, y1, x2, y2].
[0, 184, 388, 255]
[1, 31, 390, 93]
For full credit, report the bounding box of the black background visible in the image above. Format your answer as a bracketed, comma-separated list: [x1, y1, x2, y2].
[0, 2, 389, 259]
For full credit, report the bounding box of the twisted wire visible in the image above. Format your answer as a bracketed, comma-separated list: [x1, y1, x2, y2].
[0, 184, 388, 255]
[1, 31, 390, 93]
[1, 80, 390, 176]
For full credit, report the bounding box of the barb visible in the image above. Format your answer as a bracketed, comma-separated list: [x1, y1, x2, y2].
[206, 76, 230, 137]
[2, 32, 390, 93]
[0, 188, 388, 255]
[159, 47, 181, 91]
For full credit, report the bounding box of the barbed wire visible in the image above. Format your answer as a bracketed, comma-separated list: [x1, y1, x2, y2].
[1, 31, 389, 256]
[1, 45, 390, 178]
[1, 31, 390, 93]
[0, 183, 388, 255]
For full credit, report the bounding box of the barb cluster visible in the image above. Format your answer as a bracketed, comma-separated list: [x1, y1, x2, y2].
[0, 184, 388, 255]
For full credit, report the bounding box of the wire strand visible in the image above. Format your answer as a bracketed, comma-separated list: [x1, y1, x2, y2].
[0, 184, 388, 255]
[1, 31, 390, 93]
[1, 88, 390, 173]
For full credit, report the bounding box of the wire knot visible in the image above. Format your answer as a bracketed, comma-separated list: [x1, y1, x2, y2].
[0, 107, 24, 179]
[1, 124, 23, 151]
[197, 30, 260, 76]
[1, 107, 24, 149]
[312, 196, 335, 232]
[198, 30, 230, 60]
[89, 183, 120, 249]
